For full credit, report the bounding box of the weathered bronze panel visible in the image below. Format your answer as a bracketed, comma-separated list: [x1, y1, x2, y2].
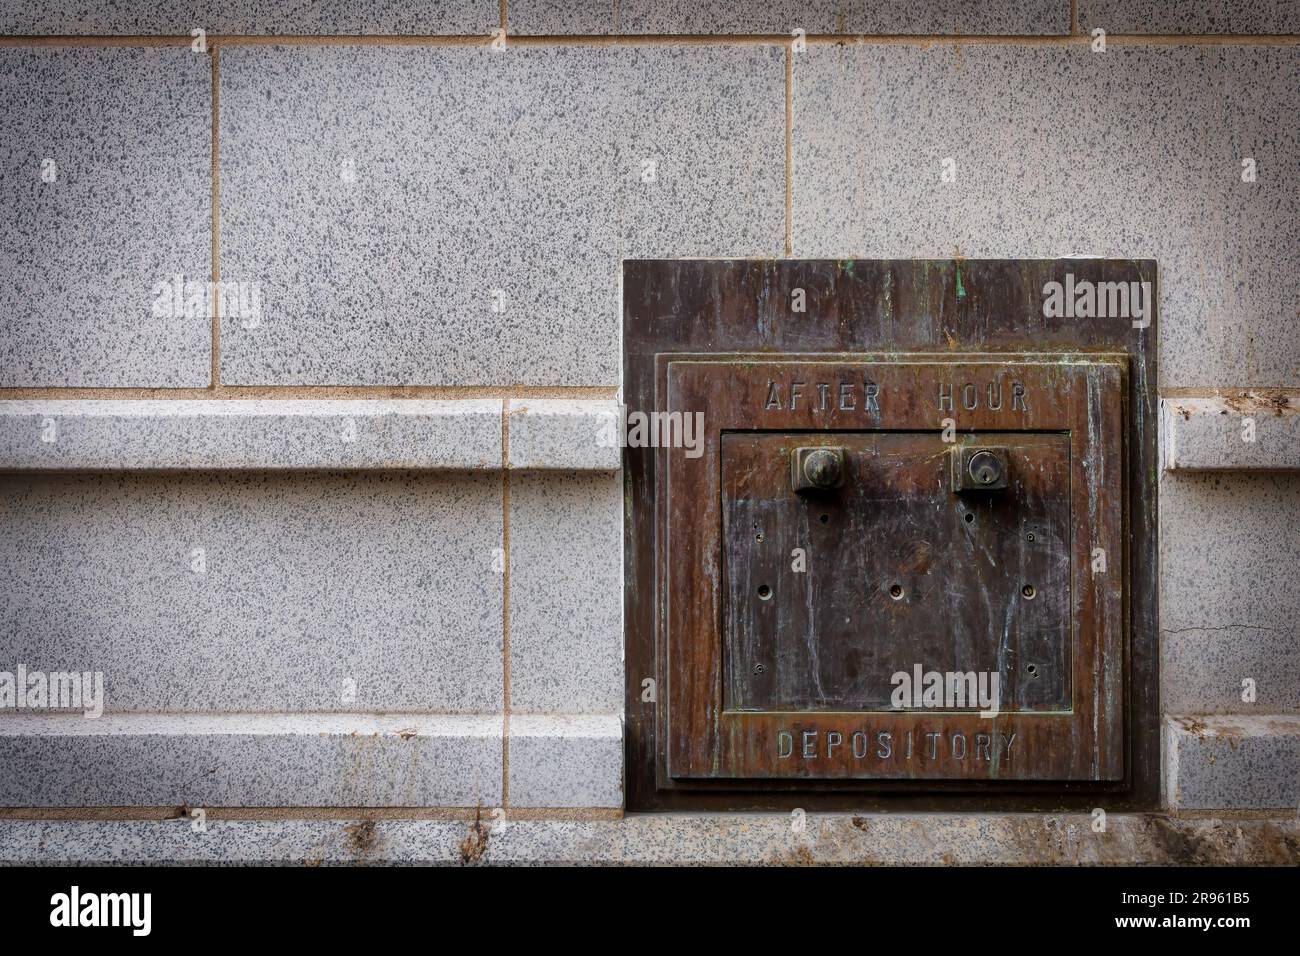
[723, 431, 1072, 715]
[665, 357, 1123, 782]
[623, 259, 1158, 810]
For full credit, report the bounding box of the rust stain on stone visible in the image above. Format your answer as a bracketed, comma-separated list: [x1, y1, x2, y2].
[343, 820, 379, 855]
[1222, 390, 1293, 416]
[458, 807, 491, 865]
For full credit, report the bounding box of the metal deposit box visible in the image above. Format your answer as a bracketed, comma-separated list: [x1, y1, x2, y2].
[623, 260, 1158, 810]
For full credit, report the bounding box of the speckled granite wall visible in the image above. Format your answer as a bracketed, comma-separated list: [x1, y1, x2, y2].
[0, 2, 1296, 836]
[217, 43, 784, 385]
[0, 47, 211, 387]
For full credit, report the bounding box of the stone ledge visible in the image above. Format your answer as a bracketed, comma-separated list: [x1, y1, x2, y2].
[0, 714, 503, 808]
[0, 3, 495, 35]
[0, 400, 501, 471]
[507, 715, 623, 809]
[0, 813, 1295, 865]
[506, 400, 621, 471]
[1162, 395, 1300, 471]
[1164, 715, 1300, 811]
[0, 399, 622, 472]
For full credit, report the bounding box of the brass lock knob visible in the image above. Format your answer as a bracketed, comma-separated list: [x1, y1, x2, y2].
[804, 448, 843, 488]
[968, 450, 1005, 487]
[791, 446, 846, 494]
[952, 446, 1010, 493]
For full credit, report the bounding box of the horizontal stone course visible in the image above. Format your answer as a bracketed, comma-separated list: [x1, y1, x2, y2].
[1164, 715, 1300, 810]
[0, 1, 497, 35]
[1163, 396, 1300, 471]
[0, 399, 503, 471]
[1163, 626, 1300, 715]
[508, 1, 1069, 36]
[0, 712, 628, 809]
[0, 399, 628, 471]
[1, 813, 1296, 864]
[0, 713, 504, 806]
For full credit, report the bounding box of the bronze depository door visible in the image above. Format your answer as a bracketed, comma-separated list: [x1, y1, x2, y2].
[622, 259, 1158, 811]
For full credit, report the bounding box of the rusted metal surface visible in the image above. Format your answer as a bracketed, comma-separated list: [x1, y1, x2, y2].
[668, 357, 1123, 782]
[723, 431, 1072, 716]
[623, 259, 1158, 810]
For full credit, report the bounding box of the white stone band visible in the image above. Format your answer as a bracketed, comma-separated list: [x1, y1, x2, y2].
[0, 400, 622, 473]
[1163, 396, 1300, 472]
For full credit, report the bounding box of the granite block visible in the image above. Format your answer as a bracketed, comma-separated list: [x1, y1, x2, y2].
[1160, 472, 1300, 641]
[506, 399, 620, 471]
[508, 472, 622, 713]
[1165, 715, 1300, 810]
[792, 44, 1300, 389]
[507, 714, 622, 808]
[0, 47, 211, 386]
[1160, 471, 1300, 714]
[0, 470, 504, 712]
[1079, 1, 1300, 35]
[218, 44, 784, 386]
[1163, 626, 1300, 714]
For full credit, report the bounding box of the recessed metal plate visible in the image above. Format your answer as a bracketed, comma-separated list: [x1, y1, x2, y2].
[663, 356, 1123, 783]
[622, 258, 1159, 810]
[723, 431, 1072, 714]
